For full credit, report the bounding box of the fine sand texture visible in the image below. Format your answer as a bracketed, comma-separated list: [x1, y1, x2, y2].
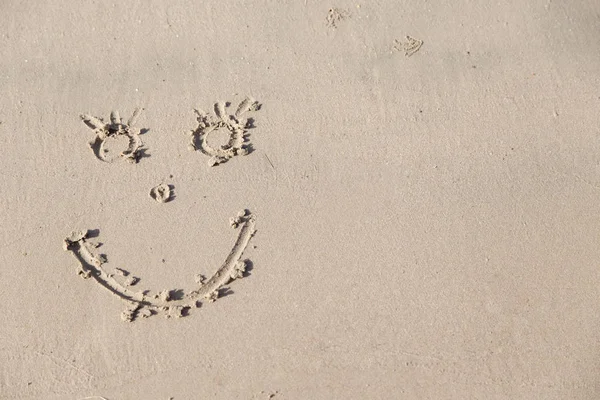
[2, 1, 600, 399]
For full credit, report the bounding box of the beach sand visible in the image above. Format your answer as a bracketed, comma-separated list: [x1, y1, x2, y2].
[1, 0, 600, 398]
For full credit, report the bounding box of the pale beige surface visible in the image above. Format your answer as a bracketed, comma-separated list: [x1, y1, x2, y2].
[1, 0, 600, 399]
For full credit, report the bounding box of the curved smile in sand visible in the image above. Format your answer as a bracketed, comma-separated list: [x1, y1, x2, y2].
[63, 210, 256, 322]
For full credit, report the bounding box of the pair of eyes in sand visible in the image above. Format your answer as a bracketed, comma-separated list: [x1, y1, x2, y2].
[80, 97, 260, 167]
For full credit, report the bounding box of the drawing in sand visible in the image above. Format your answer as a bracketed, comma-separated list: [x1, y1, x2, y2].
[63, 210, 257, 322]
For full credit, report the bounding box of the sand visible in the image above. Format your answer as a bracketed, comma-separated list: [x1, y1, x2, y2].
[1, 0, 600, 399]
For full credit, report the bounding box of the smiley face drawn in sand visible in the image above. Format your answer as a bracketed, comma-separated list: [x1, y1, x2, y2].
[71, 100, 260, 321]
[64, 210, 257, 322]
[188, 97, 261, 166]
[80, 109, 146, 163]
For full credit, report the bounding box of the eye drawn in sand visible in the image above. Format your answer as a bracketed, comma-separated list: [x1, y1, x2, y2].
[63, 210, 257, 322]
[80, 109, 147, 163]
[393, 36, 423, 57]
[326, 8, 350, 28]
[187, 97, 261, 166]
[149, 183, 174, 203]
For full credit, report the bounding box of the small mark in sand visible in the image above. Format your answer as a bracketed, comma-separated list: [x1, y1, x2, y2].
[265, 153, 275, 170]
[326, 8, 350, 28]
[255, 390, 280, 399]
[393, 36, 423, 57]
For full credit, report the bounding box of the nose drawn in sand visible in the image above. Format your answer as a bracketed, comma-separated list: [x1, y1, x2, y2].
[80, 108, 148, 163]
[149, 183, 174, 203]
[188, 97, 261, 166]
[63, 210, 257, 322]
